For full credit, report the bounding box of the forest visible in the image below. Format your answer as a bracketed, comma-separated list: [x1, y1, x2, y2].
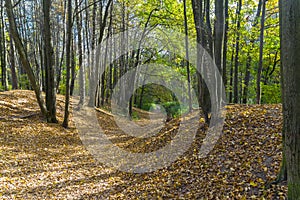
[0, 0, 299, 199]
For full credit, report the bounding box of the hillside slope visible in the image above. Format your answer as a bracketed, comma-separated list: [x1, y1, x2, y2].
[0, 90, 287, 199]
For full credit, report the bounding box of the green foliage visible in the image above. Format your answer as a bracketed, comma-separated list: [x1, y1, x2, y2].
[162, 101, 183, 118]
[261, 84, 281, 104]
[131, 111, 141, 120]
[19, 74, 30, 89]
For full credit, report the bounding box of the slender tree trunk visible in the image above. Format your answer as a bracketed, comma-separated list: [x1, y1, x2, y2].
[9, 34, 18, 89]
[256, 0, 266, 104]
[243, 0, 262, 104]
[56, 1, 66, 93]
[88, 0, 97, 107]
[70, 40, 76, 96]
[184, 0, 192, 112]
[214, 0, 225, 108]
[233, 0, 242, 104]
[279, 0, 300, 198]
[229, 46, 235, 103]
[222, 0, 229, 91]
[0, 4, 7, 91]
[75, 0, 85, 105]
[62, 0, 72, 128]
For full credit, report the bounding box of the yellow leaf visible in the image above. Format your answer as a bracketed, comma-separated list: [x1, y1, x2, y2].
[250, 180, 258, 187]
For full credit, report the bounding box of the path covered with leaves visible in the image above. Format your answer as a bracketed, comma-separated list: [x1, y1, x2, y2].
[0, 90, 287, 199]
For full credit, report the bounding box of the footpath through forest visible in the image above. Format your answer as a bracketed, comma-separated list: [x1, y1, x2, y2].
[0, 90, 287, 199]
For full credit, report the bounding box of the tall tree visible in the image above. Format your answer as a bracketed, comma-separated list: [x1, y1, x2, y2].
[62, 0, 72, 128]
[214, 0, 225, 107]
[184, 0, 192, 112]
[242, 0, 263, 104]
[256, 0, 266, 104]
[43, 0, 58, 123]
[214, 0, 224, 75]
[279, 0, 300, 198]
[192, 0, 212, 123]
[0, 3, 7, 91]
[233, 0, 242, 104]
[222, 0, 229, 90]
[75, 0, 85, 105]
[9, 33, 18, 90]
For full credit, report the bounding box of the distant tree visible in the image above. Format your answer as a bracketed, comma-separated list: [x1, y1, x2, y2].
[75, 0, 85, 105]
[242, 0, 262, 104]
[0, 3, 7, 91]
[279, 0, 300, 198]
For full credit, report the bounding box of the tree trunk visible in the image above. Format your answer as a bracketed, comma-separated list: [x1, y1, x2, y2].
[256, 0, 266, 104]
[70, 40, 76, 96]
[214, 0, 225, 108]
[9, 34, 18, 89]
[243, 0, 262, 104]
[280, 0, 300, 198]
[75, 0, 85, 105]
[0, 4, 7, 91]
[184, 0, 192, 112]
[222, 0, 229, 91]
[62, 0, 72, 128]
[192, 0, 212, 123]
[233, 0, 242, 104]
[43, 0, 58, 123]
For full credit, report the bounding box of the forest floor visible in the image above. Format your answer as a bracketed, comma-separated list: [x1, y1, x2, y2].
[0, 90, 287, 199]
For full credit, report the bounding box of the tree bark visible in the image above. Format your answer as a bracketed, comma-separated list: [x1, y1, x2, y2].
[184, 0, 192, 112]
[43, 0, 58, 123]
[279, 0, 300, 198]
[233, 0, 242, 104]
[75, 0, 85, 105]
[256, 0, 266, 104]
[222, 0, 229, 91]
[0, 4, 7, 91]
[9, 34, 18, 89]
[62, 0, 72, 128]
[192, 0, 212, 123]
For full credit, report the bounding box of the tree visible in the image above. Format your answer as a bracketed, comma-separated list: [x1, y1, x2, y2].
[0, 3, 7, 91]
[43, 0, 58, 123]
[5, 0, 48, 120]
[280, 0, 300, 198]
[214, 0, 225, 107]
[9, 32, 18, 90]
[222, 0, 229, 90]
[233, 0, 242, 104]
[192, 0, 212, 123]
[75, 0, 85, 105]
[256, 0, 266, 104]
[183, 0, 192, 112]
[242, 0, 262, 104]
[62, 0, 72, 128]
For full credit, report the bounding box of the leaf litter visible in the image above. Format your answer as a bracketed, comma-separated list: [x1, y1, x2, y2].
[0, 90, 287, 199]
